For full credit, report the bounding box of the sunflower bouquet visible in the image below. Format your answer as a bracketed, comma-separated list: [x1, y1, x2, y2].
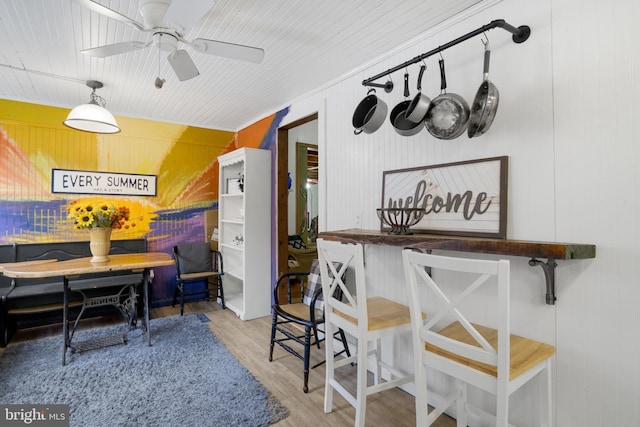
[67, 200, 135, 230]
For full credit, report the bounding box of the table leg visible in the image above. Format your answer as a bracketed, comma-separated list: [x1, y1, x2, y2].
[144, 268, 151, 346]
[62, 276, 69, 366]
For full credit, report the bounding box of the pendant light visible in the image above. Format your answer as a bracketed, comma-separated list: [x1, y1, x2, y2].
[63, 80, 120, 134]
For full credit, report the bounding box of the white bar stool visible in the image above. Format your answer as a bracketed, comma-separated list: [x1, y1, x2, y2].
[402, 250, 555, 427]
[317, 239, 415, 427]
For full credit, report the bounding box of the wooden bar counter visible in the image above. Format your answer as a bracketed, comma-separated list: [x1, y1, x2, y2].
[318, 229, 595, 259]
[318, 229, 596, 304]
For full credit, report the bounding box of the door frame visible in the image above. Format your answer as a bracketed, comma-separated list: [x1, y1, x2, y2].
[276, 112, 318, 277]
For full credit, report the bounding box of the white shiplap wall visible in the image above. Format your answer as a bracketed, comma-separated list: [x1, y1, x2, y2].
[279, 0, 640, 425]
[552, 0, 640, 426]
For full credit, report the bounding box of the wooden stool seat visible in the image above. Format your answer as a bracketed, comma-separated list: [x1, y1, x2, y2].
[336, 296, 414, 331]
[427, 321, 556, 380]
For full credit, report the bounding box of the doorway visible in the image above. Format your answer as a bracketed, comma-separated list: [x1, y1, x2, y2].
[276, 113, 318, 277]
[295, 142, 318, 244]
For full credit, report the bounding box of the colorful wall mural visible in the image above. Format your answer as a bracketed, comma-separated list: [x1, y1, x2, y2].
[0, 99, 289, 307]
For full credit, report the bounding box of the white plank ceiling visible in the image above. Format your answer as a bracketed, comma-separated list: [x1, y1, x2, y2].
[0, 0, 483, 131]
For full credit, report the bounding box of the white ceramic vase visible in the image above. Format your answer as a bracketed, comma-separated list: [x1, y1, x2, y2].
[88, 227, 112, 263]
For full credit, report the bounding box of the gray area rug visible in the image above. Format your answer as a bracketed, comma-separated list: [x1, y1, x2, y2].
[0, 314, 288, 426]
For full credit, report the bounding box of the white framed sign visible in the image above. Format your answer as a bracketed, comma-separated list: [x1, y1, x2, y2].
[51, 169, 157, 196]
[381, 156, 508, 238]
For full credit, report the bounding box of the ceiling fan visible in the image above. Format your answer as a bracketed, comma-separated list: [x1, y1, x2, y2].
[73, 0, 265, 81]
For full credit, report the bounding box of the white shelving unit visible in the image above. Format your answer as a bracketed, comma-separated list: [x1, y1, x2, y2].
[218, 147, 272, 320]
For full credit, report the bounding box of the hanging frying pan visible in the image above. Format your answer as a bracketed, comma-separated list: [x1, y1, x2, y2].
[405, 64, 430, 123]
[424, 58, 469, 140]
[468, 42, 500, 138]
[352, 88, 388, 135]
[389, 72, 423, 136]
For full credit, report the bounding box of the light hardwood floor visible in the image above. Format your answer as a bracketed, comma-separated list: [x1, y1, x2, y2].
[4, 301, 456, 427]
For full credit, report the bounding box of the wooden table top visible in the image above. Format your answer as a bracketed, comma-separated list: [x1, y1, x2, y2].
[0, 252, 175, 279]
[0, 259, 58, 273]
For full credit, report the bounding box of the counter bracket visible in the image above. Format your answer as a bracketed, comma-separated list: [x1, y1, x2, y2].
[528, 258, 557, 305]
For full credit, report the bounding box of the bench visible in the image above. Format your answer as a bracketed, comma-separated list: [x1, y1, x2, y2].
[0, 239, 147, 347]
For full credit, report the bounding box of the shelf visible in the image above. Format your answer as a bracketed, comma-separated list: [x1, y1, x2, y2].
[318, 229, 596, 305]
[226, 266, 244, 280]
[221, 219, 244, 225]
[220, 243, 244, 252]
[218, 147, 272, 321]
[224, 293, 245, 320]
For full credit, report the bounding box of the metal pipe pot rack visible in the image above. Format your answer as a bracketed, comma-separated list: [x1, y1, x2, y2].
[362, 19, 531, 91]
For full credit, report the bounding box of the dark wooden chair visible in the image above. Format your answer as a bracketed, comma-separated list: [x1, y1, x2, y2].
[269, 259, 350, 393]
[172, 243, 225, 316]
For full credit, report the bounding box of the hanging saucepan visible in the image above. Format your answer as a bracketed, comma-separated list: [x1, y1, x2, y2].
[405, 64, 431, 123]
[468, 41, 499, 138]
[389, 72, 423, 136]
[424, 58, 470, 140]
[352, 88, 388, 135]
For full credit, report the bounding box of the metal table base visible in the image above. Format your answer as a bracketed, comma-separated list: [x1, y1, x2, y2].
[62, 269, 152, 366]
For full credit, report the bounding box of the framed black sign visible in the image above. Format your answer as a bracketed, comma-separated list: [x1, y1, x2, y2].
[380, 156, 508, 238]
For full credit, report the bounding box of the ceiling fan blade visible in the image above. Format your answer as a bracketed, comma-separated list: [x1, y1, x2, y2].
[191, 38, 265, 64]
[164, 0, 216, 33]
[72, 0, 146, 32]
[168, 50, 200, 81]
[81, 41, 150, 58]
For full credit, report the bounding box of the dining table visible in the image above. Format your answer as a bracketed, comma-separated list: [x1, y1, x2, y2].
[0, 252, 175, 365]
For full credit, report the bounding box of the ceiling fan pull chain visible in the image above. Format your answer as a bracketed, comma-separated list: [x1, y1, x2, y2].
[155, 33, 165, 89]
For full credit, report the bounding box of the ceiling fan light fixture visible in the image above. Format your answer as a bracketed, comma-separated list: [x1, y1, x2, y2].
[154, 32, 178, 53]
[63, 80, 120, 134]
[168, 50, 200, 81]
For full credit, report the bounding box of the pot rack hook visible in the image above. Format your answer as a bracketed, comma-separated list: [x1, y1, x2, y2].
[481, 31, 489, 46]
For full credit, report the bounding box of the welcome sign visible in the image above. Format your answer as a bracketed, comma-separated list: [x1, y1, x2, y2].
[52, 169, 157, 196]
[380, 156, 508, 238]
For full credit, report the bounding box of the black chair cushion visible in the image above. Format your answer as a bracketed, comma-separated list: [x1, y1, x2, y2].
[176, 243, 212, 274]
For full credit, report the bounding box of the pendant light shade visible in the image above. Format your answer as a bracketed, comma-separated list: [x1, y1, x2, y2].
[64, 80, 120, 134]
